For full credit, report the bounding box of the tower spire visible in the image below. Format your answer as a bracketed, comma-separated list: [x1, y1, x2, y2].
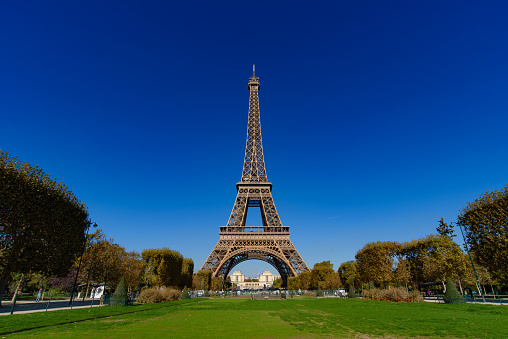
[253, 64, 255, 77]
[243, 67, 266, 182]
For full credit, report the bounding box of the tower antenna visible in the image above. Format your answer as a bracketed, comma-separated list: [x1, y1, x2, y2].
[253, 64, 255, 77]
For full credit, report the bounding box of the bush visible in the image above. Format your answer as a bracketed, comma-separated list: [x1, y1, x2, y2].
[362, 287, 423, 302]
[138, 288, 164, 304]
[137, 287, 181, 304]
[411, 290, 424, 302]
[110, 277, 128, 306]
[162, 288, 181, 301]
[182, 286, 189, 299]
[444, 278, 465, 304]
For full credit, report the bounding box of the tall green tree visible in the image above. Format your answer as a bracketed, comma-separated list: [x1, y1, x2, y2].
[458, 184, 508, 283]
[311, 261, 335, 290]
[338, 261, 358, 291]
[142, 248, 183, 287]
[400, 235, 467, 287]
[0, 151, 90, 306]
[355, 241, 398, 288]
[180, 258, 194, 289]
[195, 270, 211, 290]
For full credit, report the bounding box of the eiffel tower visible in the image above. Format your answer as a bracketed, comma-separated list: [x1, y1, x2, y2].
[200, 66, 310, 284]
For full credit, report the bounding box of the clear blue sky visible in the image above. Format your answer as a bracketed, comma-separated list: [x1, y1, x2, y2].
[2, 1, 507, 278]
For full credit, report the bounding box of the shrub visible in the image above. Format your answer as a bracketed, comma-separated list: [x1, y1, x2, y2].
[411, 290, 424, 302]
[137, 287, 181, 303]
[182, 286, 189, 299]
[444, 278, 465, 303]
[137, 288, 164, 304]
[110, 276, 128, 306]
[362, 287, 423, 302]
[162, 288, 181, 301]
[385, 287, 408, 302]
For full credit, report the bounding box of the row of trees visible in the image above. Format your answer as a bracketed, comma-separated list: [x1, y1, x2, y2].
[348, 235, 492, 293]
[0, 151, 90, 307]
[287, 261, 341, 290]
[334, 184, 508, 294]
[1, 151, 198, 303]
[11, 229, 196, 298]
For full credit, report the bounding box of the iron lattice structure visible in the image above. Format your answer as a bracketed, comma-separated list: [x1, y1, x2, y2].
[200, 67, 310, 284]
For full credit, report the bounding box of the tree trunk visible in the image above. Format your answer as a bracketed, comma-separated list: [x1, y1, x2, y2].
[12, 273, 25, 302]
[457, 276, 464, 295]
[0, 269, 12, 308]
[441, 280, 446, 293]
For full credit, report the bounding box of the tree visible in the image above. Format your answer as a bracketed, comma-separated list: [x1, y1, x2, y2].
[142, 248, 183, 287]
[287, 276, 300, 290]
[211, 277, 223, 291]
[458, 184, 508, 283]
[121, 251, 144, 292]
[394, 256, 411, 288]
[400, 235, 467, 287]
[272, 278, 283, 289]
[436, 218, 455, 238]
[195, 270, 211, 291]
[443, 277, 465, 303]
[338, 261, 358, 291]
[111, 276, 128, 306]
[311, 261, 335, 290]
[180, 258, 194, 289]
[298, 271, 312, 290]
[355, 241, 398, 288]
[0, 151, 90, 306]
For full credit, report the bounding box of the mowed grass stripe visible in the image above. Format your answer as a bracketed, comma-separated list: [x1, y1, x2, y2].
[5, 298, 508, 338]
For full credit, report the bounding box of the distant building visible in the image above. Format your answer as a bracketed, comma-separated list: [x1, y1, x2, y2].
[229, 271, 245, 283]
[227, 270, 281, 290]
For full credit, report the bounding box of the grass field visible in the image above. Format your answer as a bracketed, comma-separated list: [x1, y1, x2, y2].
[1, 298, 507, 338]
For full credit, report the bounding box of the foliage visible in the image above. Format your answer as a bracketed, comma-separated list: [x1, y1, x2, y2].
[137, 287, 181, 304]
[338, 261, 359, 290]
[272, 278, 282, 289]
[297, 271, 312, 290]
[393, 256, 411, 287]
[458, 184, 508, 282]
[111, 276, 128, 306]
[49, 268, 77, 292]
[400, 234, 467, 285]
[162, 288, 181, 301]
[348, 283, 355, 297]
[211, 277, 223, 291]
[0, 151, 90, 305]
[311, 261, 335, 290]
[444, 277, 465, 303]
[355, 241, 398, 287]
[182, 286, 189, 299]
[180, 258, 194, 289]
[287, 276, 299, 290]
[121, 251, 145, 292]
[136, 288, 164, 304]
[142, 248, 183, 288]
[361, 287, 423, 302]
[195, 270, 211, 290]
[436, 217, 455, 238]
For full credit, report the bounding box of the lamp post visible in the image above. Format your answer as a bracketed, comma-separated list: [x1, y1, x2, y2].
[455, 221, 485, 303]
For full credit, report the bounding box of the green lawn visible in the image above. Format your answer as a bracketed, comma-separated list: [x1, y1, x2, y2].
[1, 298, 507, 338]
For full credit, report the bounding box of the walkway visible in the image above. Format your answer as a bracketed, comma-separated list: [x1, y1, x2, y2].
[0, 298, 101, 316]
